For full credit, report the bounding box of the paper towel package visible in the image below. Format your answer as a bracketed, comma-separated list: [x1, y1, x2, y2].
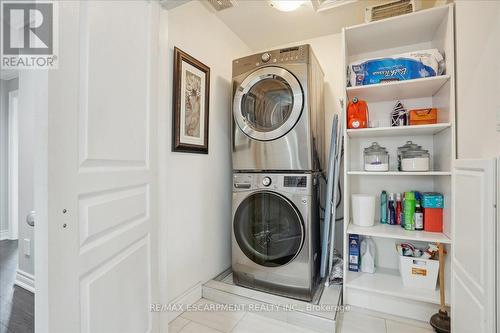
[348, 49, 445, 86]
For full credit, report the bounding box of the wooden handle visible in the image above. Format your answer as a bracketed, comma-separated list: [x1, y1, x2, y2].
[438, 242, 446, 312]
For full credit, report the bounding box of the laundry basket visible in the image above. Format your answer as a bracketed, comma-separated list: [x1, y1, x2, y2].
[399, 255, 439, 290]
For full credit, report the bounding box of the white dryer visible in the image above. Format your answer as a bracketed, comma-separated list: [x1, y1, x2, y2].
[231, 172, 321, 301]
[232, 45, 325, 172]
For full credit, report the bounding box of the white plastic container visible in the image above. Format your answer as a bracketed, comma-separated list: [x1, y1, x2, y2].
[399, 255, 439, 290]
[351, 194, 376, 227]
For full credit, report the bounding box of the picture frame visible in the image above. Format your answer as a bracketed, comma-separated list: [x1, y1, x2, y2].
[172, 47, 210, 154]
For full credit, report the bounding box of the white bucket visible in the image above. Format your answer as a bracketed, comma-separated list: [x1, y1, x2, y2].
[351, 194, 376, 227]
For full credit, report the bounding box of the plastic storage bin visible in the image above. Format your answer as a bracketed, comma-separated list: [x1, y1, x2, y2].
[399, 255, 439, 290]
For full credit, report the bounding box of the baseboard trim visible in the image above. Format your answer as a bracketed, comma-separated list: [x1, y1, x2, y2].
[168, 282, 202, 323]
[15, 269, 35, 293]
[0, 230, 10, 240]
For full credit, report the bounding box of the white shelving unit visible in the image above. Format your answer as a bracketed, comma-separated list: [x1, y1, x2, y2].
[341, 5, 455, 322]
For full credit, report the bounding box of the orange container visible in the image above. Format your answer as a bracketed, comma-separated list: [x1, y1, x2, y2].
[423, 208, 443, 232]
[347, 98, 369, 129]
[409, 108, 438, 125]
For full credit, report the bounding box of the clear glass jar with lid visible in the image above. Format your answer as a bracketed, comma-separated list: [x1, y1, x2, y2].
[397, 141, 422, 171]
[364, 142, 389, 172]
[401, 149, 430, 171]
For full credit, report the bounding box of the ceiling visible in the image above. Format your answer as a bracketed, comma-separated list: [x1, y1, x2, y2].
[213, 0, 390, 50]
[167, 0, 438, 51]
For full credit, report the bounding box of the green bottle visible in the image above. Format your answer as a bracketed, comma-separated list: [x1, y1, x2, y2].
[404, 192, 416, 231]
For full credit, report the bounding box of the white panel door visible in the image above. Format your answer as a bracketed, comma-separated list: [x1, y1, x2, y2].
[43, 1, 159, 332]
[452, 159, 497, 333]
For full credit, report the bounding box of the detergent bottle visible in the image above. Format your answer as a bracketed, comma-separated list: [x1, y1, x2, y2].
[347, 97, 369, 129]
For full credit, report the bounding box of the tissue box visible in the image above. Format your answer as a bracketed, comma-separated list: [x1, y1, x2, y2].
[421, 192, 444, 208]
[348, 49, 444, 86]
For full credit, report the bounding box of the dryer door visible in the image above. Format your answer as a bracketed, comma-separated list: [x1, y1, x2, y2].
[234, 191, 304, 267]
[233, 67, 303, 141]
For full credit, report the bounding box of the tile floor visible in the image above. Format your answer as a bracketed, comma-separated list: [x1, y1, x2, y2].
[168, 299, 435, 333]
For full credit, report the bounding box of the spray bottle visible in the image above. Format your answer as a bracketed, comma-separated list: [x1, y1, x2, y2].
[396, 193, 402, 225]
[380, 191, 387, 224]
[388, 193, 396, 225]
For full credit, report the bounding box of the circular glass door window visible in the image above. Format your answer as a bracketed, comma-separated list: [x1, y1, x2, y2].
[234, 191, 304, 267]
[233, 67, 303, 141]
[241, 77, 293, 132]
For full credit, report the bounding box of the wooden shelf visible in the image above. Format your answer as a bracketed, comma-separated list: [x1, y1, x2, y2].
[347, 222, 451, 244]
[347, 123, 451, 138]
[346, 75, 450, 102]
[348, 171, 452, 176]
[346, 268, 446, 305]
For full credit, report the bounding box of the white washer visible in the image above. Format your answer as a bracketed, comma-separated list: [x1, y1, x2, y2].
[232, 45, 325, 172]
[231, 172, 321, 301]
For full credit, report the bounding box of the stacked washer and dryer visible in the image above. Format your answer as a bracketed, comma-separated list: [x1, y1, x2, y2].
[231, 45, 325, 302]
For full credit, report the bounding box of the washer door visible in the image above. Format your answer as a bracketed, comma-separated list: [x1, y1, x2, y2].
[234, 191, 304, 267]
[233, 67, 303, 141]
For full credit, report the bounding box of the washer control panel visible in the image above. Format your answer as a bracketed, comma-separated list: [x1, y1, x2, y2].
[283, 176, 307, 188]
[233, 173, 313, 194]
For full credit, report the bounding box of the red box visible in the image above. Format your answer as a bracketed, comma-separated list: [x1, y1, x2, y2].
[424, 208, 443, 232]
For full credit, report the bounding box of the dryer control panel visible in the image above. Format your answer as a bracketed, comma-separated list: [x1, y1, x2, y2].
[232, 44, 309, 77]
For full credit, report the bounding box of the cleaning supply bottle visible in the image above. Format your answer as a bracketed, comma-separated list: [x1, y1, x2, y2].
[388, 193, 396, 225]
[401, 193, 406, 228]
[396, 193, 402, 225]
[360, 237, 376, 274]
[347, 97, 369, 129]
[404, 192, 416, 231]
[380, 191, 387, 224]
[414, 201, 424, 231]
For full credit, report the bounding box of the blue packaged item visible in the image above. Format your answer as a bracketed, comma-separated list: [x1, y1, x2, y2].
[348, 49, 444, 87]
[421, 192, 444, 208]
[349, 234, 360, 272]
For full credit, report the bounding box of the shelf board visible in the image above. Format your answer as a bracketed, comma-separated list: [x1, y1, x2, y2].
[347, 222, 451, 244]
[348, 171, 452, 176]
[346, 268, 446, 305]
[347, 123, 451, 138]
[345, 5, 450, 56]
[346, 75, 450, 102]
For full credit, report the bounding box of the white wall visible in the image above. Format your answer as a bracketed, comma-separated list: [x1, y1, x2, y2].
[455, 1, 500, 159]
[0, 78, 19, 239]
[160, 1, 251, 302]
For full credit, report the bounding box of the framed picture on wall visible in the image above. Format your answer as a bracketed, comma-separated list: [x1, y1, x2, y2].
[172, 47, 210, 154]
